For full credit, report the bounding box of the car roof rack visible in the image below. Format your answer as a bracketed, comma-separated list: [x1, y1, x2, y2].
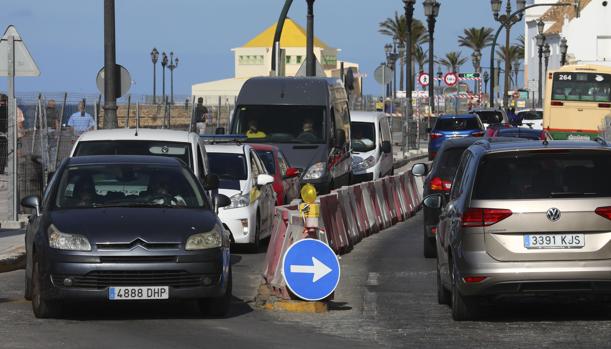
[200, 134, 248, 144]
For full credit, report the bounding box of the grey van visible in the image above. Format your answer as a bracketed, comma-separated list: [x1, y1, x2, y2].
[230, 77, 352, 194]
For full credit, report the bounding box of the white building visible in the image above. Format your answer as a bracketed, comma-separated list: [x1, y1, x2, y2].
[192, 18, 361, 102]
[524, 0, 611, 100]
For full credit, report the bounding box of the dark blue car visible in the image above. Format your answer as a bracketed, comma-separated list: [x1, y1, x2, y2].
[428, 114, 485, 160]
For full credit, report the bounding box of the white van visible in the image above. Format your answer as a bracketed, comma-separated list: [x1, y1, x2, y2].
[350, 112, 394, 183]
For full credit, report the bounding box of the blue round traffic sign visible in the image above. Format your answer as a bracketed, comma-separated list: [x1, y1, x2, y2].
[282, 239, 341, 301]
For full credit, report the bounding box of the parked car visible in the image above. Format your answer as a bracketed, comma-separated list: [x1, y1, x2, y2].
[206, 143, 276, 251]
[516, 108, 543, 130]
[489, 126, 553, 140]
[249, 143, 300, 206]
[469, 108, 510, 129]
[230, 77, 352, 194]
[71, 129, 217, 190]
[427, 114, 485, 160]
[425, 139, 611, 321]
[350, 111, 394, 183]
[413, 137, 529, 259]
[21, 155, 232, 318]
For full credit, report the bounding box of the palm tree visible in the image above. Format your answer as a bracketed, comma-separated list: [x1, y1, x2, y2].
[496, 45, 523, 87]
[437, 51, 468, 73]
[379, 13, 428, 91]
[413, 45, 428, 76]
[458, 27, 494, 72]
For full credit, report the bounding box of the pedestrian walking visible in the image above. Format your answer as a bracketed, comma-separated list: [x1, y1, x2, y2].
[193, 97, 209, 134]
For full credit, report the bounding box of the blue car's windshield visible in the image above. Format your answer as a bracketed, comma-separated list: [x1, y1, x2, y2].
[53, 164, 207, 210]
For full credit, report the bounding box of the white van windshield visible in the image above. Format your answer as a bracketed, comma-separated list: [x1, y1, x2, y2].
[351, 122, 376, 152]
[235, 105, 326, 144]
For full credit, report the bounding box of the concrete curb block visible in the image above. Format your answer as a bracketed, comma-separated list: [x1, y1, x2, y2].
[0, 246, 26, 273]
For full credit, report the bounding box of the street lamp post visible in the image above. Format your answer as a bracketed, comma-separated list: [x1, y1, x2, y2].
[168, 52, 179, 105]
[471, 50, 482, 94]
[560, 37, 568, 66]
[306, 0, 316, 77]
[543, 43, 551, 75]
[487, 0, 576, 107]
[385, 43, 399, 98]
[437, 67, 443, 113]
[424, 0, 441, 123]
[536, 20, 546, 108]
[161, 52, 168, 104]
[513, 61, 520, 89]
[398, 41, 406, 92]
[103, 0, 118, 128]
[491, 0, 526, 109]
[403, 0, 416, 122]
[150, 48, 159, 104]
[483, 70, 490, 105]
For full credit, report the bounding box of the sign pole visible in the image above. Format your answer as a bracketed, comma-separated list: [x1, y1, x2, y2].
[7, 35, 17, 221]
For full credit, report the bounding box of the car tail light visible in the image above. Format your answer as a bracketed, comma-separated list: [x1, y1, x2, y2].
[430, 132, 443, 140]
[551, 101, 564, 106]
[599, 103, 611, 108]
[462, 208, 512, 227]
[463, 276, 487, 283]
[595, 207, 611, 220]
[471, 131, 484, 137]
[430, 177, 452, 192]
[431, 227, 437, 235]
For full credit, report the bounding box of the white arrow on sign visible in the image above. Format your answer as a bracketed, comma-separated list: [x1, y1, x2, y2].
[290, 257, 332, 283]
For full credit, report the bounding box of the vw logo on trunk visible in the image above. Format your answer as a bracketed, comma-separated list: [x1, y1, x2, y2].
[546, 208, 561, 222]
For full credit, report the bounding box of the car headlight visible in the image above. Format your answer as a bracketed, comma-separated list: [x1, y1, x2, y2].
[303, 162, 326, 180]
[226, 192, 250, 209]
[186, 229, 222, 250]
[48, 224, 91, 251]
[352, 156, 376, 171]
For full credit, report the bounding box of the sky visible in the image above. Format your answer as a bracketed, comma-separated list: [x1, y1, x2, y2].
[0, 0, 524, 97]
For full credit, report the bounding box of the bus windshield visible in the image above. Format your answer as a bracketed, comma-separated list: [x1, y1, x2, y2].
[233, 105, 326, 144]
[552, 72, 611, 102]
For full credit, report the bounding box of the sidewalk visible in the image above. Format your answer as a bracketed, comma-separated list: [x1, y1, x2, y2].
[0, 229, 25, 273]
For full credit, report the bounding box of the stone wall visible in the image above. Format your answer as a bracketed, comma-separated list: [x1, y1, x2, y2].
[98, 104, 232, 129]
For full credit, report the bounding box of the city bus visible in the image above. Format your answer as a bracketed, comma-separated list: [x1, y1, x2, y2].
[543, 64, 611, 140]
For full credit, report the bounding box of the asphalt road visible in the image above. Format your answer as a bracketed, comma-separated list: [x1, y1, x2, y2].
[3, 213, 611, 348]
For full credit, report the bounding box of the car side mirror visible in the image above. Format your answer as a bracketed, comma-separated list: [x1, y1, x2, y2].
[257, 174, 275, 186]
[381, 140, 392, 154]
[285, 167, 300, 178]
[411, 163, 428, 177]
[423, 194, 443, 209]
[21, 195, 41, 216]
[214, 194, 231, 213]
[204, 174, 220, 190]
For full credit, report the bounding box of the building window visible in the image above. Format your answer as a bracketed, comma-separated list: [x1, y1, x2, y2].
[322, 55, 337, 66]
[239, 55, 264, 65]
[286, 56, 292, 65]
[296, 56, 303, 64]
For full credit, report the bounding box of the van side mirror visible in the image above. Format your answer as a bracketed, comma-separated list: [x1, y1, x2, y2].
[423, 194, 443, 209]
[411, 163, 428, 177]
[381, 141, 392, 154]
[21, 195, 41, 216]
[257, 174, 275, 186]
[335, 129, 346, 148]
[285, 167, 300, 178]
[214, 194, 231, 213]
[204, 174, 220, 190]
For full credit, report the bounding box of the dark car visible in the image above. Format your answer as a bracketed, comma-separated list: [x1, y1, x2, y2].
[21, 155, 232, 318]
[230, 77, 352, 194]
[427, 114, 485, 160]
[489, 127, 553, 141]
[413, 137, 531, 258]
[469, 108, 510, 128]
[250, 143, 301, 206]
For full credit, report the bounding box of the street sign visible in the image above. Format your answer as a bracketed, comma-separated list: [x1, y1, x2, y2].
[96, 65, 132, 98]
[282, 239, 340, 301]
[418, 72, 430, 87]
[0, 25, 40, 76]
[444, 72, 458, 87]
[374, 64, 393, 85]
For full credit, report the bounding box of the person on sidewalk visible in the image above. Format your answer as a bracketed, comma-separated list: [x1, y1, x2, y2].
[67, 101, 95, 136]
[193, 97, 209, 134]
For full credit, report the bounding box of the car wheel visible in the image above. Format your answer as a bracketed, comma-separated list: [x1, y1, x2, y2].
[451, 268, 479, 321]
[423, 228, 437, 258]
[32, 259, 60, 319]
[249, 214, 261, 253]
[198, 267, 232, 318]
[437, 264, 451, 305]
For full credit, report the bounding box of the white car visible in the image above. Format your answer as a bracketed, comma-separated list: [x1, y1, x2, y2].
[350, 111, 394, 183]
[206, 143, 276, 250]
[517, 108, 543, 130]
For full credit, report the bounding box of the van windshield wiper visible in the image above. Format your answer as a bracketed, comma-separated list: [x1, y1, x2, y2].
[549, 192, 599, 198]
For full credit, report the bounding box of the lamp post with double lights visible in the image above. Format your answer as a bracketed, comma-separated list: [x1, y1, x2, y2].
[424, 0, 441, 121]
[161, 52, 168, 104]
[398, 41, 406, 92]
[472, 50, 482, 94]
[150, 48, 159, 104]
[168, 52, 179, 105]
[513, 61, 521, 89]
[560, 37, 568, 66]
[385, 43, 400, 98]
[543, 43, 551, 75]
[483, 70, 490, 105]
[403, 0, 416, 122]
[536, 20, 546, 108]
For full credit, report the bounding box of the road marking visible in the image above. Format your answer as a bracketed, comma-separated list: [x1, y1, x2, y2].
[366, 272, 380, 286]
[362, 290, 378, 319]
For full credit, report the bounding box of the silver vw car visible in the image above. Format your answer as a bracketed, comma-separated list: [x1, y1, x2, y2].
[425, 139, 611, 321]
